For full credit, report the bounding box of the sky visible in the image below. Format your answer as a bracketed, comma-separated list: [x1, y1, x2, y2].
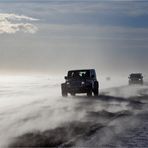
[0, 0, 148, 76]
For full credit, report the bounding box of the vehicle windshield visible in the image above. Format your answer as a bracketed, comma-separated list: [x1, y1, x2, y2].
[130, 74, 142, 79]
[68, 70, 90, 79]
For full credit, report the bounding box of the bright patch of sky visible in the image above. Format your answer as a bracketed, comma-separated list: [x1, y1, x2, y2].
[0, 0, 148, 76]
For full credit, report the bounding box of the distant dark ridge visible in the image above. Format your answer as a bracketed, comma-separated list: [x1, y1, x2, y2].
[9, 109, 133, 147]
[100, 94, 145, 104]
[99, 94, 128, 102]
[87, 110, 132, 119]
[9, 121, 105, 147]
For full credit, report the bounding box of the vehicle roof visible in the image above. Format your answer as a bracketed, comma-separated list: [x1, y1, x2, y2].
[130, 73, 142, 75]
[68, 69, 95, 72]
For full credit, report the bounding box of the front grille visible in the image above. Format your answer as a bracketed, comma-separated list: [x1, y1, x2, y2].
[70, 81, 81, 87]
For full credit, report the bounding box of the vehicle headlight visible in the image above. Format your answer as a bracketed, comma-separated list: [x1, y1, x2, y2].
[66, 82, 70, 85]
[81, 81, 85, 85]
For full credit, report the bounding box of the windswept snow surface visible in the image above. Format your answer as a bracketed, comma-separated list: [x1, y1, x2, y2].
[0, 75, 148, 147]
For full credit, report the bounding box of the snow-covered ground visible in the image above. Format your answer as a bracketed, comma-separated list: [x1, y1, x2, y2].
[0, 75, 62, 147]
[0, 75, 148, 147]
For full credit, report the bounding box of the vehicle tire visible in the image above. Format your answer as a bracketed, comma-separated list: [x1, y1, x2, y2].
[129, 82, 133, 85]
[71, 93, 75, 96]
[94, 82, 99, 96]
[87, 90, 92, 97]
[94, 89, 98, 96]
[61, 84, 67, 97]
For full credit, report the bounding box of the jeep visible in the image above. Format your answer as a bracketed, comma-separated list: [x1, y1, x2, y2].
[128, 73, 143, 85]
[61, 69, 99, 97]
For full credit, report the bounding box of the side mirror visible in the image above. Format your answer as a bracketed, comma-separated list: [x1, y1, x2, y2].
[64, 76, 68, 80]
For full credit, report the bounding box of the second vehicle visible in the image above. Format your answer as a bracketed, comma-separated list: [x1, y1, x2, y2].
[128, 73, 143, 85]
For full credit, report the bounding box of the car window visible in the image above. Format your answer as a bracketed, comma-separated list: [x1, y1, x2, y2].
[130, 74, 142, 78]
[68, 70, 90, 78]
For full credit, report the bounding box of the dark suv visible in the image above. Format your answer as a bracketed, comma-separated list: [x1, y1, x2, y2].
[128, 73, 143, 85]
[61, 69, 99, 97]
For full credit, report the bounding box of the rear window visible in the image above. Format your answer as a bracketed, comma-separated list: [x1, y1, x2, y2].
[130, 74, 142, 78]
[68, 70, 90, 78]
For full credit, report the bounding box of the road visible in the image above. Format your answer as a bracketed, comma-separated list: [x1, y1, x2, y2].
[0, 76, 148, 147]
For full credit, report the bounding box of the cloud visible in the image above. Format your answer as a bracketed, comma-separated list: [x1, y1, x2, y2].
[0, 13, 38, 34]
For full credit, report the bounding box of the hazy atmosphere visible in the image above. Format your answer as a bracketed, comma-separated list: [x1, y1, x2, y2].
[0, 0, 148, 76]
[1, 1, 148, 148]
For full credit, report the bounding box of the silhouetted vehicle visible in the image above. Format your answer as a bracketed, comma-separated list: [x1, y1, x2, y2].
[128, 73, 143, 85]
[61, 69, 99, 97]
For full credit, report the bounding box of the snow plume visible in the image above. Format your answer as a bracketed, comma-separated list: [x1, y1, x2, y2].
[0, 13, 38, 34]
